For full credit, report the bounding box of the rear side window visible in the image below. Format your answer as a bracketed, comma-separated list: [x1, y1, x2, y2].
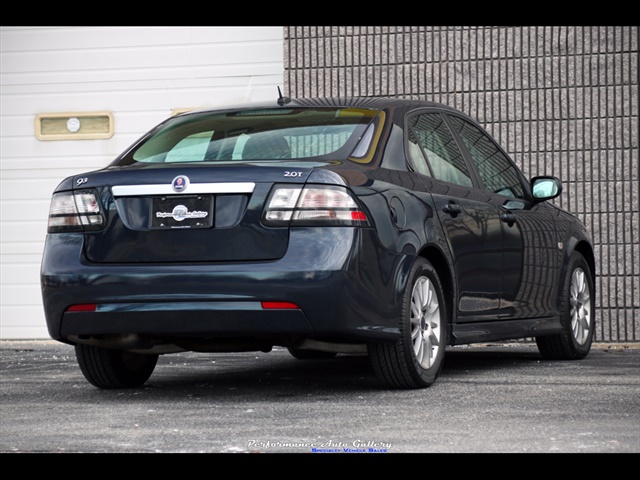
[117, 107, 380, 165]
[407, 113, 473, 187]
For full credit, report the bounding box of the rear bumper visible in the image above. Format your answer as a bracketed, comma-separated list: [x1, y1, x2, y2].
[59, 301, 314, 337]
[41, 227, 410, 346]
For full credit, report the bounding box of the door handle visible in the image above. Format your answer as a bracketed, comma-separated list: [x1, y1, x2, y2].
[501, 212, 517, 226]
[443, 202, 462, 217]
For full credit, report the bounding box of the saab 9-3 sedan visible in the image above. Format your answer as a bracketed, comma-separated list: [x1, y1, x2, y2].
[41, 96, 596, 389]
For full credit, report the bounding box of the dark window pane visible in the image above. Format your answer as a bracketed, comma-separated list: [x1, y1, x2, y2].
[409, 113, 473, 187]
[448, 116, 524, 199]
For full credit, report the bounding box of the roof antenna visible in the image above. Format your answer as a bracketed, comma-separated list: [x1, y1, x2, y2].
[277, 86, 291, 106]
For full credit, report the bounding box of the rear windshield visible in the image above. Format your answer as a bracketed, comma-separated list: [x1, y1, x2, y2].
[114, 107, 380, 165]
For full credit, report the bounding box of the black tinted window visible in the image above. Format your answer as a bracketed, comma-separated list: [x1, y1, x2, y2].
[448, 115, 524, 199]
[116, 107, 379, 165]
[408, 113, 473, 187]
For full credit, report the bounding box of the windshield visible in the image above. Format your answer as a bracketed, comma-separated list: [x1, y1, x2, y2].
[114, 107, 380, 165]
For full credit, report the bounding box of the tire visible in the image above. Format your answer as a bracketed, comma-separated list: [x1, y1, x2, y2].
[536, 251, 595, 360]
[75, 344, 158, 389]
[369, 257, 447, 389]
[287, 347, 338, 360]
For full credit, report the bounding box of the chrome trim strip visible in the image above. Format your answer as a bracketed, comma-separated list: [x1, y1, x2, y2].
[112, 182, 256, 196]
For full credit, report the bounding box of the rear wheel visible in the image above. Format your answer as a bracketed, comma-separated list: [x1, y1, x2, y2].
[536, 251, 595, 360]
[369, 257, 447, 389]
[75, 344, 158, 389]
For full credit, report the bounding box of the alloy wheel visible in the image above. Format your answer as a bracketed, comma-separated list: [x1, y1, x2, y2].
[570, 267, 592, 345]
[410, 276, 442, 369]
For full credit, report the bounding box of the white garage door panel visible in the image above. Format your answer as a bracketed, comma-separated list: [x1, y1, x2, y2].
[0, 305, 48, 339]
[1, 243, 43, 256]
[0, 281, 42, 301]
[4, 138, 119, 159]
[4, 60, 284, 90]
[1, 248, 43, 261]
[191, 42, 284, 65]
[2, 139, 117, 164]
[0, 318, 49, 340]
[2, 160, 111, 177]
[1, 199, 50, 223]
[1, 178, 77, 200]
[0, 114, 35, 137]
[1, 253, 42, 265]
[1, 26, 285, 339]
[2, 79, 285, 116]
[165, 82, 287, 108]
[2, 26, 194, 51]
[1, 222, 48, 243]
[3, 38, 283, 75]
[192, 26, 284, 43]
[3, 63, 284, 95]
[3, 26, 282, 52]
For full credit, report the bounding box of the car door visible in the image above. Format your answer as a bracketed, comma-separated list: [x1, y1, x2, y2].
[406, 111, 504, 322]
[445, 113, 560, 320]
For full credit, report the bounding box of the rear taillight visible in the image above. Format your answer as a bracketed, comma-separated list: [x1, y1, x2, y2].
[47, 190, 104, 233]
[262, 185, 368, 226]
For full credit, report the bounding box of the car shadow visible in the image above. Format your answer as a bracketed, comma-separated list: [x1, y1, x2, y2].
[438, 345, 545, 378]
[146, 350, 382, 394]
[88, 345, 547, 397]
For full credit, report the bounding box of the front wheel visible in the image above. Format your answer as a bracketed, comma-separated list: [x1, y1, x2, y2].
[536, 251, 595, 360]
[369, 257, 447, 389]
[75, 344, 158, 389]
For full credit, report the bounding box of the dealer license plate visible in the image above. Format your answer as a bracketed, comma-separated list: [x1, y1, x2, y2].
[151, 195, 213, 229]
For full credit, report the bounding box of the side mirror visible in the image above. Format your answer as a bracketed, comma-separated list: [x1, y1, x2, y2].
[531, 176, 562, 201]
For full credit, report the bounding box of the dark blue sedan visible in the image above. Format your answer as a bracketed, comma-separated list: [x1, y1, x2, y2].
[41, 96, 596, 389]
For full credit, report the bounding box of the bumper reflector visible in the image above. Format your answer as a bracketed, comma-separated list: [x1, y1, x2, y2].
[261, 301, 300, 310]
[66, 304, 97, 312]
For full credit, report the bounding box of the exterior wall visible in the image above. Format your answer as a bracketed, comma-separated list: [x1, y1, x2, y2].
[284, 26, 639, 342]
[0, 26, 284, 339]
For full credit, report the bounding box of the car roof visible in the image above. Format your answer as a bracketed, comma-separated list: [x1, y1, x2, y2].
[183, 96, 461, 117]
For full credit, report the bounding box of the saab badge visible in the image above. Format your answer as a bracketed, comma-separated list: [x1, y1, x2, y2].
[172, 175, 189, 193]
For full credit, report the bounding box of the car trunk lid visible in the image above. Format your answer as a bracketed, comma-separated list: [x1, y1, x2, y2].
[79, 163, 317, 263]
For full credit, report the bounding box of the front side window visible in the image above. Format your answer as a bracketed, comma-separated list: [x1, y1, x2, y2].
[447, 115, 525, 199]
[407, 113, 473, 187]
[115, 107, 380, 166]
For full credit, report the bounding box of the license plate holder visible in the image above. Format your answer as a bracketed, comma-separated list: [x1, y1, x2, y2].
[151, 195, 213, 230]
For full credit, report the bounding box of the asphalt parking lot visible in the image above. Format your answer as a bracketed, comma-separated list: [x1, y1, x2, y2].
[1, 340, 638, 454]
